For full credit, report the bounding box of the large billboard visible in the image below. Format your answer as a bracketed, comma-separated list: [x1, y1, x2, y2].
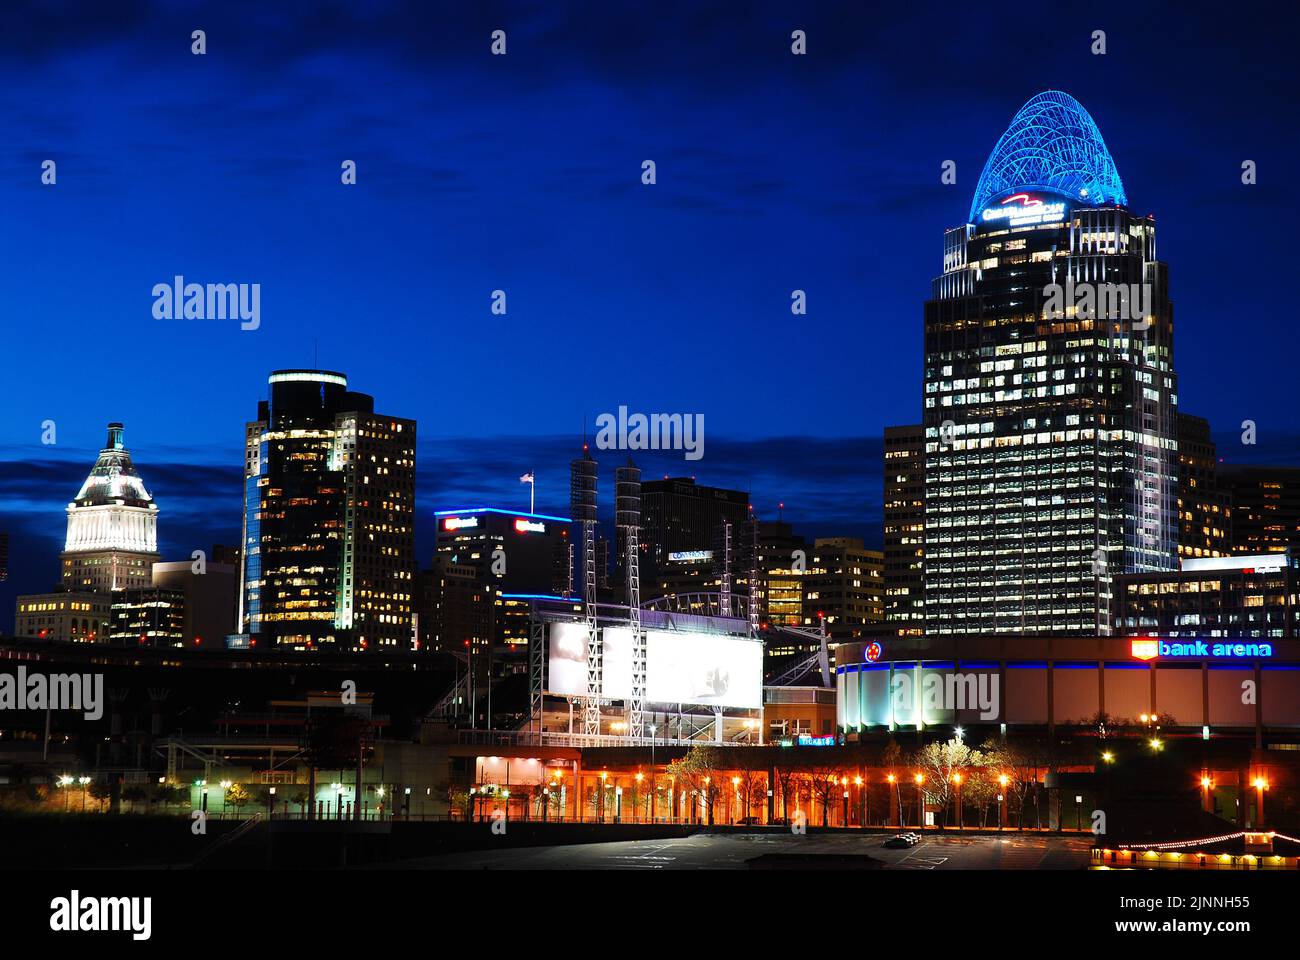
[546, 623, 761, 709]
[547, 622, 589, 698]
[645, 629, 762, 709]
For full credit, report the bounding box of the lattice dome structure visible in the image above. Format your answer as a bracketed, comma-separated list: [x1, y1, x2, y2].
[969, 90, 1126, 222]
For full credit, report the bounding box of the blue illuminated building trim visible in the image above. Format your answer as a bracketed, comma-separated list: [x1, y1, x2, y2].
[501, 593, 576, 602]
[969, 90, 1127, 222]
[434, 507, 573, 523]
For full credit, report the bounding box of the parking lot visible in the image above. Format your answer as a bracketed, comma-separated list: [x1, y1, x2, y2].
[391, 831, 1093, 870]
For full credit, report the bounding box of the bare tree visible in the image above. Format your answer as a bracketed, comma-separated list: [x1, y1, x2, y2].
[667, 744, 723, 824]
[916, 738, 985, 828]
[808, 766, 841, 827]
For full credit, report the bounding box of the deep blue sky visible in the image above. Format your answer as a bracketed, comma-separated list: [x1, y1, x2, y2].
[3, 1, 1299, 629]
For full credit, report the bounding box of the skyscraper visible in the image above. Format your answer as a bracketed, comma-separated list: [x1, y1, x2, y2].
[1176, 413, 1231, 559]
[238, 370, 416, 652]
[802, 537, 885, 641]
[882, 424, 925, 636]
[1220, 465, 1300, 555]
[639, 477, 750, 593]
[923, 91, 1178, 636]
[61, 423, 160, 593]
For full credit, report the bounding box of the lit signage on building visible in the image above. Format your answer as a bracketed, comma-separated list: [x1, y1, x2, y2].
[443, 517, 479, 531]
[514, 518, 546, 533]
[668, 550, 713, 562]
[796, 734, 837, 747]
[981, 192, 1066, 227]
[1181, 554, 1287, 574]
[1130, 638, 1274, 660]
[865, 642, 883, 662]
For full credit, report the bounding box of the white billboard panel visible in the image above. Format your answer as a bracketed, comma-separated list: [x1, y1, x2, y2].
[549, 623, 762, 709]
[601, 627, 633, 700]
[547, 623, 633, 698]
[547, 621, 588, 697]
[645, 629, 762, 709]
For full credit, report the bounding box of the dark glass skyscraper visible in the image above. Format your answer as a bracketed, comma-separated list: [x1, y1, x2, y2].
[238, 370, 416, 652]
[922, 91, 1179, 636]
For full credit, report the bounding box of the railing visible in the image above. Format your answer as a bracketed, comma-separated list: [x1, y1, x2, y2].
[453, 729, 754, 749]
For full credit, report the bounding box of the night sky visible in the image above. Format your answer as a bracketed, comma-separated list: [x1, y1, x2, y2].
[3, 1, 1298, 629]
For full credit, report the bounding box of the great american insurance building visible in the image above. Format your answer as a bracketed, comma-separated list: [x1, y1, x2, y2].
[919, 91, 1179, 637]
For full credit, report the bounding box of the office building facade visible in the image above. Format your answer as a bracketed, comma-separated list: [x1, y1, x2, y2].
[1176, 413, 1231, 559]
[639, 478, 750, 593]
[923, 91, 1178, 637]
[883, 425, 925, 636]
[802, 538, 885, 640]
[1220, 466, 1300, 556]
[239, 370, 416, 652]
[1115, 553, 1298, 640]
[15, 593, 111, 642]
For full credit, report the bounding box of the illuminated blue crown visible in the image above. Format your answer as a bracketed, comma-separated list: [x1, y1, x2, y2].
[969, 90, 1126, 222]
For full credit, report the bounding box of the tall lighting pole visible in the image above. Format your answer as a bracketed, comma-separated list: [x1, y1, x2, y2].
[952, 773, 962, 830]
[998, 774, 1009, 831]
[914, 773, 925, 831]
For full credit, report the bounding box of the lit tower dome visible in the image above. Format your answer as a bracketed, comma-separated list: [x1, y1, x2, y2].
[969, 89, 1127, 223]
[61, 422, 161, 592]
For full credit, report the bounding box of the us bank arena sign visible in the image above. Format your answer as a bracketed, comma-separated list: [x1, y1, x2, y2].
[1130, 638, 1274, 661]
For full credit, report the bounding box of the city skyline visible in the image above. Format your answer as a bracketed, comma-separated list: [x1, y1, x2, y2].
[5, 2, 1300, 909]
[4, 5, 1300, 632]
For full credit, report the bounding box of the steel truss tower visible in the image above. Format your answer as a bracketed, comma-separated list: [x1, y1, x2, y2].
[716, 520, 734, 619]
[570, 450, 601, 736]
[616, 460, 645, 739]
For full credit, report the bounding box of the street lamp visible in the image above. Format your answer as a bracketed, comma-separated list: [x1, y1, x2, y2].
[635, 772, 644, 824]
[887, 773, 898, 827]
[997, 774, 1009, 831]
[913, 773, 924, 831]
[952, 773, 962, 830]
[1252, 777, 1268, 829]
